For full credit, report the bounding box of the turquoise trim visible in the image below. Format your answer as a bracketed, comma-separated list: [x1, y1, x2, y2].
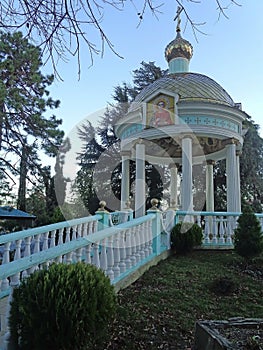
[169, 58, 189, 73]
[180, 115, 239, 133]
[176, 210, 241, 217]
[121, 123, 143, 139]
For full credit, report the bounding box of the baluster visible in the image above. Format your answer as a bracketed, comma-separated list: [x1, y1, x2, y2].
[14, 239, 22, 261]
[139, 224, 146, 260]
[88, 222, 93, 235]
[12, 240, 22, 285]
[204, 216, 210, 244]
[197, 215, 201, 227]
[219, 216, 225, 243]
[42, 231, 49, 250]
[75, 248, 82, 262]
[142, 221, 149, 258]
[100, 238, 107, 273]
[212, 216, 218, 244]
[106, 237, 114, 281]
[58, 228, 64, 245]
[119, 230, 126, 274]
[76, 224, 82, 238]
[22, 237, 31, 278]
[72, 225, 77, 240]
[65, 227, 71, 243]
[82, 223, 88, 238]
[85, 244, 92, 265]
[65, 251, 73, 264]
[130, 226, 137, 266]
[93, 220, 98, 233]
[23, 237, 31, 257]
[226, 216, 233, 244]
[113, 233, 120, 278]
[233, 215, 239, 231]
[50, 230, 56, 248]
[148, 220, 153, 256]
[33, 234, 40, 254]
[1, 242, 11, 291]
[125, 228, 132, 269]
[92, 243, 100, 268]
[134, 225, 141, 263]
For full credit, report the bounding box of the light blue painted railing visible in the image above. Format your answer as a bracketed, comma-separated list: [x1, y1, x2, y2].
[173, 211, 263, 247]
[0, 210, 168, 348]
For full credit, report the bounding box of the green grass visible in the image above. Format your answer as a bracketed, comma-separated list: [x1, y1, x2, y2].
[106, 251, 263, 349]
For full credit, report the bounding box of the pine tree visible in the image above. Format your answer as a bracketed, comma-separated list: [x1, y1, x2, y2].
[0, 31, 64, 207]
[234, 207, 263, 261]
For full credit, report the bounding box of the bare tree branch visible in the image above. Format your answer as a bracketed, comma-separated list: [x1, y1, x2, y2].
[0, 0, 241, 78]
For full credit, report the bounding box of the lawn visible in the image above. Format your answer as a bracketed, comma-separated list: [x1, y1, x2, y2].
[106, 251, 263, 350]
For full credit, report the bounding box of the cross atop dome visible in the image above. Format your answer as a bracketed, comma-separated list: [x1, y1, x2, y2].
[174, 6, 183, 33]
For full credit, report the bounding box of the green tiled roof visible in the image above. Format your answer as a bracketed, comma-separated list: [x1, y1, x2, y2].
[132, 72, 234, 107]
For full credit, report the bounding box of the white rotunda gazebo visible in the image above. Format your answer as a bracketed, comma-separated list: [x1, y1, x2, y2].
[115, 14, 247, 218]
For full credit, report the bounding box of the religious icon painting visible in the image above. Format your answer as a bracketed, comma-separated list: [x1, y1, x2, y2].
[146, 94, 175, 128]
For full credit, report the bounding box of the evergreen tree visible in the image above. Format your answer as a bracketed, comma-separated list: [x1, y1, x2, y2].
[234, 207, 263, 261]
[0, 31, 64, 208]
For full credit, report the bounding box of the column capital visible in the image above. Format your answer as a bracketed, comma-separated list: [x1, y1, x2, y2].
[223, 138, 238, 147]
[120, 150, 131, 157]
[206, 159, 216, 165]
[181, 133, 194, 141]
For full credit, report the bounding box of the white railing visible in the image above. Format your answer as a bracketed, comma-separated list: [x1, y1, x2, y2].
[109, 210, 133, 226]
[0, 215, 101, 298]
[0, 212, 167, 348]
[174, 211, 263, 247]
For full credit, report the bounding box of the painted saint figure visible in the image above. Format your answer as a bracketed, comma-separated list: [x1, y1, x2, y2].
[150, 100, 173, 127]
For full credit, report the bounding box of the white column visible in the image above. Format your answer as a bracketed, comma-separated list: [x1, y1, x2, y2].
[169, 163, 178, 209]
[181, 136, 193, 212]
[135, 141, 146, 218]
[236, 150, 241, 213]
[206, 160, 214, 212]
[121, 152, 130, 210]
[226, 142, 237, 212]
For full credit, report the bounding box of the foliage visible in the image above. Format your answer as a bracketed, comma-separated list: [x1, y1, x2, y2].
[170, 222, 203, 254]
[0, 31, 64, 208]
[240, 119, 263, 212]
[9, 262, 116, 350]
[234, 207, 263, 261]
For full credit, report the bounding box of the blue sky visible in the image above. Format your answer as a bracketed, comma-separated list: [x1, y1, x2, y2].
[44, 1, 263, 137]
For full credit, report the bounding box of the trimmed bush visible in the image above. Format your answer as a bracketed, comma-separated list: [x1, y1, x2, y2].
[234, 208, 263, 261]
[9, 262, 116, 350]
[170, 222, 203, 254]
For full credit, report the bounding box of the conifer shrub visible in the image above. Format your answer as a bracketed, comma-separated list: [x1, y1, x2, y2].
[234, 208, 263, 261]
[170, 222, 203, 254]
[9, 262, 116, 350]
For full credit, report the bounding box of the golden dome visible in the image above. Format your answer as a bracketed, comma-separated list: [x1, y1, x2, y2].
[165, 30, 193, 62]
